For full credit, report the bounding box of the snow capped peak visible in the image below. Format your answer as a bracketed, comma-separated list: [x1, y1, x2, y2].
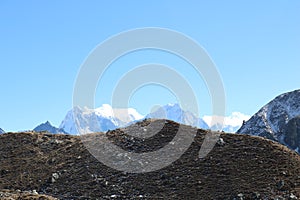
[203, 112, 250, 133]
[113, 108, 144, 123]
[146, 103, 208, 129]
[94, 104, 114, 118]
[165, 103, 180, 109]
[60, 104, 144, 134]
[94, 104, 144, 124]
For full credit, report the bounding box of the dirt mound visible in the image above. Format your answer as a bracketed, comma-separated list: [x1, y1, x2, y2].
[1, 119, 300, 199]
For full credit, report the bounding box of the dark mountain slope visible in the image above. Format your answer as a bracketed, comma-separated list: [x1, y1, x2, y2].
[1, 119, 300, 199]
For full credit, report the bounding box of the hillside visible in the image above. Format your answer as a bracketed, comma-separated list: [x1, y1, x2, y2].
[0, 190, 57, 199]
[1, 119, 300, 199]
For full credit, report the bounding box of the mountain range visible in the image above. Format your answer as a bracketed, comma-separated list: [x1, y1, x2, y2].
[237, 89, 300, 153]
[58, 103, 210, 134]
[28, 89, 300, 155]
[30, 103, 247, 135]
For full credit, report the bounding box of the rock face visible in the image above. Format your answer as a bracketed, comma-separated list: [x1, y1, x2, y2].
[1, 119, 300, 199]
[34, 121, 67, 134]
[282, 116, 300, 152]
[237, 89, 300, 153]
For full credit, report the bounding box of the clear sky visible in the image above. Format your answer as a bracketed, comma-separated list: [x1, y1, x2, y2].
[0, 1, 299, 131]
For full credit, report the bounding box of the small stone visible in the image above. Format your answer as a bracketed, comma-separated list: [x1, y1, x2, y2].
[277, 180, 285, 190]
[32, 190, 38, 195]
[282, 171, 287, 175]
[52, 172, 59, 179]
[290, 193, 298, 200]
[252, 192, 260, 199]
[237, 193, 244, 200]
[52, 172, 59, 183]
[217, 137, 225, 146]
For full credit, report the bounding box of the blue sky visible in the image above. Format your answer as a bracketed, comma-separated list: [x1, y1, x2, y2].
[0, 1, 299, 131]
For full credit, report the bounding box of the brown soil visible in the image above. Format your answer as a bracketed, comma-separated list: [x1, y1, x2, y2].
[1, 119, 300, 199]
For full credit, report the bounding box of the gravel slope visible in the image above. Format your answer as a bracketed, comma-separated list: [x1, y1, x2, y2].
[1, 119, 300, 199]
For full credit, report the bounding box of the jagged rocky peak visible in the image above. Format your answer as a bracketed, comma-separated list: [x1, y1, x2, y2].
[237, 89, 300, 153]
[34, 121, 67, 134]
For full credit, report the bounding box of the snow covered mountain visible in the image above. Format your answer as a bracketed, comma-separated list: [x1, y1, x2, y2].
[59, 104, 144, 134]
[34, 121, 67, 134]
[237, 89, 300, 153]
[0, 128, 4, 134]
[203, 112, 250, 133]
[146, 103, 209, 129]
[60, 103, 210, 135]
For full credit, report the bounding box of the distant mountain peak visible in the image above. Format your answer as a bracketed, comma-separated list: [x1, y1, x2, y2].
[0, 128, 4, 134]
[146, 103, 209, 129]
[60, 104, 144, 135]
[34, 121, 67, 134]
[166, 103, 180, 109]
[203, 112, 250, 133]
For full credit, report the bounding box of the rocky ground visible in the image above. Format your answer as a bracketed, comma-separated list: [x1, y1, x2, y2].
[0, 189, 57, 199]
[1, 119, 300, 199]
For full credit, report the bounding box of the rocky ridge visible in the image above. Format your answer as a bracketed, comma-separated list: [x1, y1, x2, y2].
[237, 89, 300, 153]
